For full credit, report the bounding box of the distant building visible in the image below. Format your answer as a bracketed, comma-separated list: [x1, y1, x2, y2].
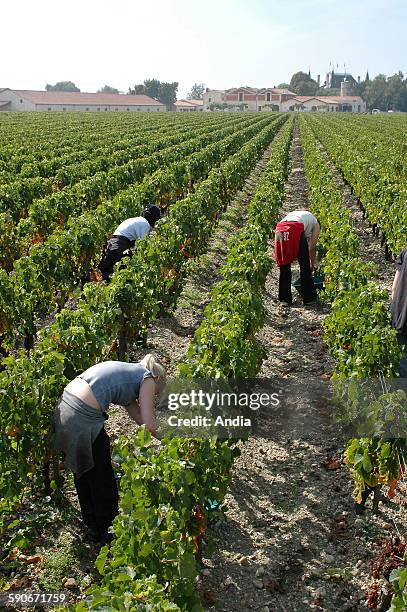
[174, 99, 204, 112]
[324, 70, 357, 89]
[203, 89, 226, 108]
[0, 89, 166, 112]
[203, 87, 296, 111]
[280, 91, 366, 114]
[204, 83, 365, 113]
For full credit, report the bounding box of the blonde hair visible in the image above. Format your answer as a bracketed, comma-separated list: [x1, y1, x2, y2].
[140, 354, 167, 391]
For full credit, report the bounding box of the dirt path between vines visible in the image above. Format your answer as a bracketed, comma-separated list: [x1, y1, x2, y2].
[196, 126, 406, 612]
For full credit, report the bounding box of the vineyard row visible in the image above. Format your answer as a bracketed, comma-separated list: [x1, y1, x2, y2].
[0, 114, 288, 526]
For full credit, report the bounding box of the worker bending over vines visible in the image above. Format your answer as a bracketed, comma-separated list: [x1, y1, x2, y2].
[53, 354, 166, 545]
[274, 209, 320, 306]
[98, 204, 161, 281]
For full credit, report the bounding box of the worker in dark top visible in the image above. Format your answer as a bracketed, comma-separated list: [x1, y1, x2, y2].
[274, 209, 320, 305]
[98, 205, 161, 281]
[53, 354, 166, 545]
[391, 248, 407, 377]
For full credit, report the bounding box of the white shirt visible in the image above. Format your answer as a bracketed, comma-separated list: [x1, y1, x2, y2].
[282, 210, 318, 241]
[114, 217, 151, 241]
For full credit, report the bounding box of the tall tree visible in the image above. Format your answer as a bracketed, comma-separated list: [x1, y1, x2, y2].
[45, 81, 80, 92]
[386, 71, 407, 111]
[289, 71, 319, 96]
[129, 79, 178, 109]
[276, 83, 290, 89]
[143, 79, 161, 101]
[363, 74, 388, 110]
[158, 82, 179, 109]
[130, 84, 147, 95]
[352, 80, 367, 98]
[187, 83, 205, 99]
[97, 85, 119, 94]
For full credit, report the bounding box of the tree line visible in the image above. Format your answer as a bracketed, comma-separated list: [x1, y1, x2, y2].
[354, 72, 407, 112]
[279, 71, 407, 111]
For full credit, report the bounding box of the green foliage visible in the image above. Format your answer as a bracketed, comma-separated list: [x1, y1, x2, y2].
[187, 84, 205, 100]
[71, 575, 182, 611]
[86, 118, 292, 608]
[324, 284, 402, 378]
[0, 113, 285, 522]
[97, 85, 119, 94]
[0, 112, 290, 609]
[0, 114, 268, 342]
[74, 430, 236, 611]
[45, 81, 80, 92]
[129, 79, 179, 109]
[299, 116, 406, 502]
[289, 71, 319, 96]
[316, 87, 340, 97]
[306, 113, 407, 255]
[39, 540, 81, 591]
[344, 438, 407, 502]
[181, 118, 293, 378]
[363, 71, 407, 111]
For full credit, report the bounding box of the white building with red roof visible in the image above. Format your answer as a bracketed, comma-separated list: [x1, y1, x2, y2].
[280, 94, 366, 113]
[0, 89, 166, 112]
[203, 84, 365, 113]
[203, 87, 297, 111]
[175, 99, 203, 112]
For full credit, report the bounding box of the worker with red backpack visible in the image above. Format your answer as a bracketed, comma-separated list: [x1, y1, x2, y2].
[274, 209, 320, 305]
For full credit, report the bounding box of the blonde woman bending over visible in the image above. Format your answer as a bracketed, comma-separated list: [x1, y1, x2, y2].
[53, 354, 166, 544]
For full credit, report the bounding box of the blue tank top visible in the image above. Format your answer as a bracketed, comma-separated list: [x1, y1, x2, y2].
[78, 361, 153, 410]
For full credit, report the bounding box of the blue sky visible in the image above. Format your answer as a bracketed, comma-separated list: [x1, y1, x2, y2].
[2, 0, 406, 97]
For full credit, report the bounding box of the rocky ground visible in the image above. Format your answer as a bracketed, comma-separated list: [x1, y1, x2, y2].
[1, 124, 405, 612]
